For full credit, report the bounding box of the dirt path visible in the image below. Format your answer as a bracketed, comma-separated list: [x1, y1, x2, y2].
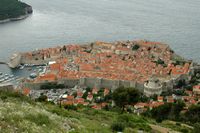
[167, 120, 193, 129]
[149, 124, 180, 133]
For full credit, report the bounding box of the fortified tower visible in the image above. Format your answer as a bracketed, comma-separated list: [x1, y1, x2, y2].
[8, 53, 21, 68]
[144, 77, 163, 97]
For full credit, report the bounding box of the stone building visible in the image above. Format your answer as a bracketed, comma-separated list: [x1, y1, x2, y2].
[144, 77, 163, 97]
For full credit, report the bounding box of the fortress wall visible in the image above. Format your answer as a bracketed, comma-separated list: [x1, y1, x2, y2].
[162, 80, 174, 92]
[101, 79, 118, 89]
[25, 77, 144, 93]
[130, 81, 136, 88]
[59, 79, 79, 88]
[84, 78, 97, 88]
[135, 82, 144, 92]
[119, 80, 130, 88]
[23, 82, 44, 90]
[81, 78, 143, 92]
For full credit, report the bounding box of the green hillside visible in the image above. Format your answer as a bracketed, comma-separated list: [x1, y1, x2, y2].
[0, 90, 193, 133]
[0, 0, 31, 20]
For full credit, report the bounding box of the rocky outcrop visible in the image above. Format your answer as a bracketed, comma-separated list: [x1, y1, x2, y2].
[25, 4, 33, 14]
[0, 3, 33, 24]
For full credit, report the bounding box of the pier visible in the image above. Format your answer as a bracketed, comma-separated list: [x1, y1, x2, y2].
[0, 61, 7, 65]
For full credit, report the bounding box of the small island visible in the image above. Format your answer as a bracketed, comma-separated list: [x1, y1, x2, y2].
[0, 0, 33, 23]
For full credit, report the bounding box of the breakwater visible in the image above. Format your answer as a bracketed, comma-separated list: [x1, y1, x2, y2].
[0, 62, 7, 65]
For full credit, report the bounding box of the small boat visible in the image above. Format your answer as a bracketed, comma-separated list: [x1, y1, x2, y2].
[9, 75, 14, 78]
[30, 73, 37, 78]
[4, 77, 9, 80]
[10, 78, 15, 81]
[20, 65, 24, 70]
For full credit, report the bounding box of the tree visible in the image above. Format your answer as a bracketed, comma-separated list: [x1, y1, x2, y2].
[132, 44, 140, 51]
[62, 45, 66, 51]
[150, 103, 172, 122]
[148, 101, 185, 122]
[112, 87, 140, 113]
[193, 123, 200, 133]
[183, 105, 200, 123]
[37, 94, 47, 102]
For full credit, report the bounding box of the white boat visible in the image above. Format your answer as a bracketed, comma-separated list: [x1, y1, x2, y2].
[10, 78, 15, 81]
[4, 77, 9, 80]
[9, 75, 14, 78]
[30, 73, 37, 78]
[20, 65, 24, 70]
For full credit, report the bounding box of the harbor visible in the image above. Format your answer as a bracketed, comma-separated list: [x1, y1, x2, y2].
[0, 57, 47, 88]
[0, 72, 20, 85]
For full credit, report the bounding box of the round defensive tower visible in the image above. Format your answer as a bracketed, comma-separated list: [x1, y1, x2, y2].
[144, 77, 163, 97]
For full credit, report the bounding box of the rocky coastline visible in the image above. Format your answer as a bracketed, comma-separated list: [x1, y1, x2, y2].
[0, 4, 33, 24]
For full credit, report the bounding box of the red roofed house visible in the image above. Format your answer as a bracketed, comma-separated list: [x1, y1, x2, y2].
[50, 63, 61, 73]
[104, 88, 110, 96]
[167, 96, 174, 103]
[92, 105, 101, 110]
[193, 85, 200, 95]
[134, 102, 149, 109]
[77, 90, 84, 98]
[62, 95, 74, 105]
[185, 90, 193, 96]
[37, 73, 57, 82]
[87, 94, 93, 101]
[157, 96, 164, 102]
[74, 98, 85, 105]
[134, 102, 149, 115]
[23, 88, 31, 96]
[92, 87, 99, 94]
[149, 101, 164, 110]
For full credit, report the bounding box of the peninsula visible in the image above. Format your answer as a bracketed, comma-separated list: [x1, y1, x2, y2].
[16, 40, 199, 96]
[0, 0, 32, 23]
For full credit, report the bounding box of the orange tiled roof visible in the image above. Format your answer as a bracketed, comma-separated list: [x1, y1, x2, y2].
[37, 73, 57, 82]
[23, 88, 30, 96]
[27, 40, 191, 84]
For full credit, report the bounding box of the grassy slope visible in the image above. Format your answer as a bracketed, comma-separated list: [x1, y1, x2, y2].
[0, 91, 192, 133]
[0, 0, 28, 20]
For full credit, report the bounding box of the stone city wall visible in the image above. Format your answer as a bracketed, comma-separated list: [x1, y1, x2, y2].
[24, 77, 145, 92]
